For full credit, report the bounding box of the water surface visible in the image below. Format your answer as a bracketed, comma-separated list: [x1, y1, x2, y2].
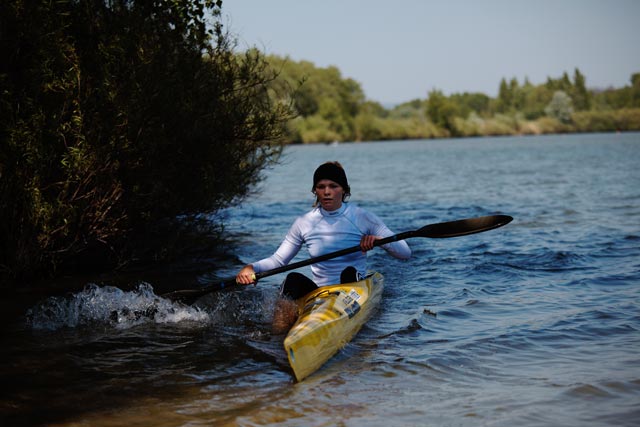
[2, 132, 639, 426]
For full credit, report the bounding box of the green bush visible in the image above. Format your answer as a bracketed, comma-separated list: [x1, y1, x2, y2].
[0, 1, 291, 279]
[572, 109, 640, 132]
[615, 109, 640, 131]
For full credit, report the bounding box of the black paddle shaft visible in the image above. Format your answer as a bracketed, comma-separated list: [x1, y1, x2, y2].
[256, 214, 512, 279]
[162, 214, 513, 303]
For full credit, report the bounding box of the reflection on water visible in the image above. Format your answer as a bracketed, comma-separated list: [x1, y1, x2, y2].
[1, 133, 640, 426]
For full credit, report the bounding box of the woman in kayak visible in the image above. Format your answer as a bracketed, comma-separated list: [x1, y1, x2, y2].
[236, 161, 412, 333]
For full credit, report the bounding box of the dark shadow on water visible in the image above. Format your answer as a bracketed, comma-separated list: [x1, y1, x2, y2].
[0, 251, 278, 427]
[0, 313, 284, 427]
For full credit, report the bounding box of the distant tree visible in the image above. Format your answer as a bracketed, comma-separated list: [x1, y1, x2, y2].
[266, 57, 368, 142]
[510, 77, 527, 111]
[388, 99, 424, 119]
[545, 91, 574, 123]
[571, 68, 591, 111]
[338, 77, 365, 117]
[546, 72, 573, 94]
[426, 89, 459, 135]
[449, 92, 491, 117]
[631, 72, 640, 107]
[497, 78, 513, 113]
[561, 72, 572, 90]
[522, 84, 553, 119]
[359, 100, 388, 118]
[591, 72, 640, 110]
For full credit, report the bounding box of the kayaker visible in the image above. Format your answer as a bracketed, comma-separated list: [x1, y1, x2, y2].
[235, 161, 412, 333]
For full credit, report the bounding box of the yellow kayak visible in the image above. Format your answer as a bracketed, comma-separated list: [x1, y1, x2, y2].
[284, 272, 384, 382]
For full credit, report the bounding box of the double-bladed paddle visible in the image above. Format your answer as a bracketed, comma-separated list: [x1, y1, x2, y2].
[162, 214, 513, 304]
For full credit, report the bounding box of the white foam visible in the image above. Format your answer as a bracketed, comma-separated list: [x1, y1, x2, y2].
[26, 282, 210, 330]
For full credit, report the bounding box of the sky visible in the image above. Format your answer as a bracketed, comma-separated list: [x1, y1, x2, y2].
[220, 0, 640, 106]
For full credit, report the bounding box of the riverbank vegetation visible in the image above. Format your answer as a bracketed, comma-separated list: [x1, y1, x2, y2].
[266, 55, 640, 143]
[1, 1, 292, 280]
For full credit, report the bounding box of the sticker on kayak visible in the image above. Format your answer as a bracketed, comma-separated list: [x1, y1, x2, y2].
[341, 289, 361, 318]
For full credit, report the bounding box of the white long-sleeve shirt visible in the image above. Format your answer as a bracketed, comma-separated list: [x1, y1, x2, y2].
[252, 203, 411, 286]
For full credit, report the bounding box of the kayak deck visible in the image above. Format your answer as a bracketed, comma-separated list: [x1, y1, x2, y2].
[283, 272, 384, 382]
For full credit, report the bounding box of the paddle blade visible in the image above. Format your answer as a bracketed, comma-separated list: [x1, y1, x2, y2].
[415, 214, 513, 238]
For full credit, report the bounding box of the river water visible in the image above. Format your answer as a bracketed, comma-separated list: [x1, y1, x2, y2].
[2, 133, 639, 426]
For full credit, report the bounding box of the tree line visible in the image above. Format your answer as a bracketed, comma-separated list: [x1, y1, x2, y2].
[265, 55, 640, 143]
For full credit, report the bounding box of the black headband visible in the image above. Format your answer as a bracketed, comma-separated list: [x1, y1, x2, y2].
[313, 163, 349, 190]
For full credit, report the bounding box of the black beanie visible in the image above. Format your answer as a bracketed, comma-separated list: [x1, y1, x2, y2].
[312, 162, 349, 190]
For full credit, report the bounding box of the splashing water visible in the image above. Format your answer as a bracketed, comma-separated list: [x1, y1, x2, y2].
[26, 282, 210, 330]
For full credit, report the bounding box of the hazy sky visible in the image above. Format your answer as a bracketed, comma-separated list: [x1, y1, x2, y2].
[221, 0, 640, 105]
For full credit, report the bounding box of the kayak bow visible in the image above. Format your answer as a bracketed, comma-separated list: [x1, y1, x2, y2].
[284, 272, 384, 381]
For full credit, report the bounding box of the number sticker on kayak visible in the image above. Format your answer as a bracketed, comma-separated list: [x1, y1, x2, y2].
[341, 289, 361, 318]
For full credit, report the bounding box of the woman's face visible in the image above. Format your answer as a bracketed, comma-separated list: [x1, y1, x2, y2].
[314, 179, 345, 211]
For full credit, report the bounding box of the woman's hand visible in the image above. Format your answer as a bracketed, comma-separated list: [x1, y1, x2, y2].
[360, 235, 380, 252]
[236, 264, 257, 285]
